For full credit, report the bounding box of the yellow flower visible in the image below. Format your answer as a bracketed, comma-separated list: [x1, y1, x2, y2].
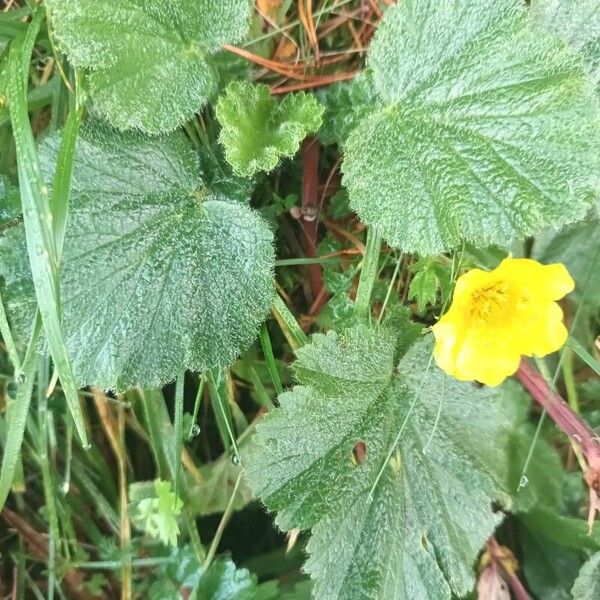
[432, 258, 574, 387]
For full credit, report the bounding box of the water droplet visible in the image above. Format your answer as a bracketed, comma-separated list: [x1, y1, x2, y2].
[231, 453, 240, 466]
[60, 481, 70, 495]
[518, 475, 529, 488]
[188, 424, 200, 439]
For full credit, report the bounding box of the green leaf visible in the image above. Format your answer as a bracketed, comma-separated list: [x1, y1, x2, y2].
[519, 521, 582, 600]
[188, 450, 254, 516]
[532, 0, 600, 93]
[342, 0, 600, 254]
[0, 351, 36, 510]
[521, 507, 600, 551]
[409, 269, 438, 312]
[534, 219, 600, 309]
[147, 545, 203, 599]
[246, 325, 521, 599]
[8, 15, 88, 446]
[0, 176, 21, 225]
[130, 479, 183, 547]
[504, 383, 565, 513]
[0, 226, 37, 352]
[408, 258, 452, 313]
[47, 0, 252, 133]
[36, 121, 275, 391]
[190, 557, 272, 600]
[572, 551, 600, 600]
[317, 74, 379, 147]
[216, 82, 324, 177]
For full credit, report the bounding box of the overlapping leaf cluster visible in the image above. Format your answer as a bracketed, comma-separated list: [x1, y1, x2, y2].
[0, 0, 599, 598]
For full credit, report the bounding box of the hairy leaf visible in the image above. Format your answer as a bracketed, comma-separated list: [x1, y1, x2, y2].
[534, 219, 600, 309]
[317, 74, 379, 147]
[572, 551, 600, 600]
[47, 0, 252, 133]
[532, 0, 600, 93]
[246, 325, 521, 599]
[0, 177, 20, 225]
[190, 557, 278, 600]
[0, 226, 36, 352]
[37, 121, 274, 391]
[342, 0, 600, 254]
[216, 82, 323, 177]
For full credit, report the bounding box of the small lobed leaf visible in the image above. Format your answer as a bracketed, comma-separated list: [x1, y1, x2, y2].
[216, 81, 324, 177]
[246, 325, 521, 599]
[342, 0, 600, 254]
[46, 0, 252, 133]
[30, 120, 275, 391]
[131, 479, 183, 547]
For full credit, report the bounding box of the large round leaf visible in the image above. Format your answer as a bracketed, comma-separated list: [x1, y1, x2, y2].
[47, 0, 252, 133]
[342, 0, 600, 254]
[39, 122, 274, 391]
[246, 326, 522, 599]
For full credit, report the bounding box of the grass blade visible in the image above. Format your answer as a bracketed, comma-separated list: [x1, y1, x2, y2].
[271, 294, 307, 350]
[259, 323, 283, 396]
[568, 336, 600, 377]
[7, 17, 88, 446]
[0, 348, 36, 510]
[353, 227, 382, 321]
[0, 289, 21, 372]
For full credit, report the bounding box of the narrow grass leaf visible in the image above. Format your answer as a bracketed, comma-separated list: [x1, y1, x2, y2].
[7, 19, 88, 446]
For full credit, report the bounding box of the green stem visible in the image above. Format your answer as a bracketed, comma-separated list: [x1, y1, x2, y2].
[353, 228, 382, 321]
[188, 374, 205, 439]
[207, 369, 240, 463]
[561, 347, 580, 414]
[37, 355, 59, 600]
[173, 371, 185, 500]
[202, 471, 243, 571]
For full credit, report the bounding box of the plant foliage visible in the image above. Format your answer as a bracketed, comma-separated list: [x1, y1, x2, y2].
[47, 0, 252, 133]
[216, 81, 324, 177]
[246, 326, 523, 599]
[342, 0, 600, 253]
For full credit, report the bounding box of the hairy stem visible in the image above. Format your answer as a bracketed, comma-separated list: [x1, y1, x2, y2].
[300, 137, 324, 303]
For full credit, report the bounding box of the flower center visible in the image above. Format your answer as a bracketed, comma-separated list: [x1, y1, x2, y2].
[469, 281, 510, 323]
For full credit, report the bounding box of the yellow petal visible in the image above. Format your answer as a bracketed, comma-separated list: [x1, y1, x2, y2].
[496, 258, 574, 300]
[433, 320, 520, 386]
[453, 331, 521, 386]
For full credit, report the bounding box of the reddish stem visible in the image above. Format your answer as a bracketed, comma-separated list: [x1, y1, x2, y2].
[516, 358, 600, 528]
[300, 137, 325, 304]
[516, 359, 600, 473]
